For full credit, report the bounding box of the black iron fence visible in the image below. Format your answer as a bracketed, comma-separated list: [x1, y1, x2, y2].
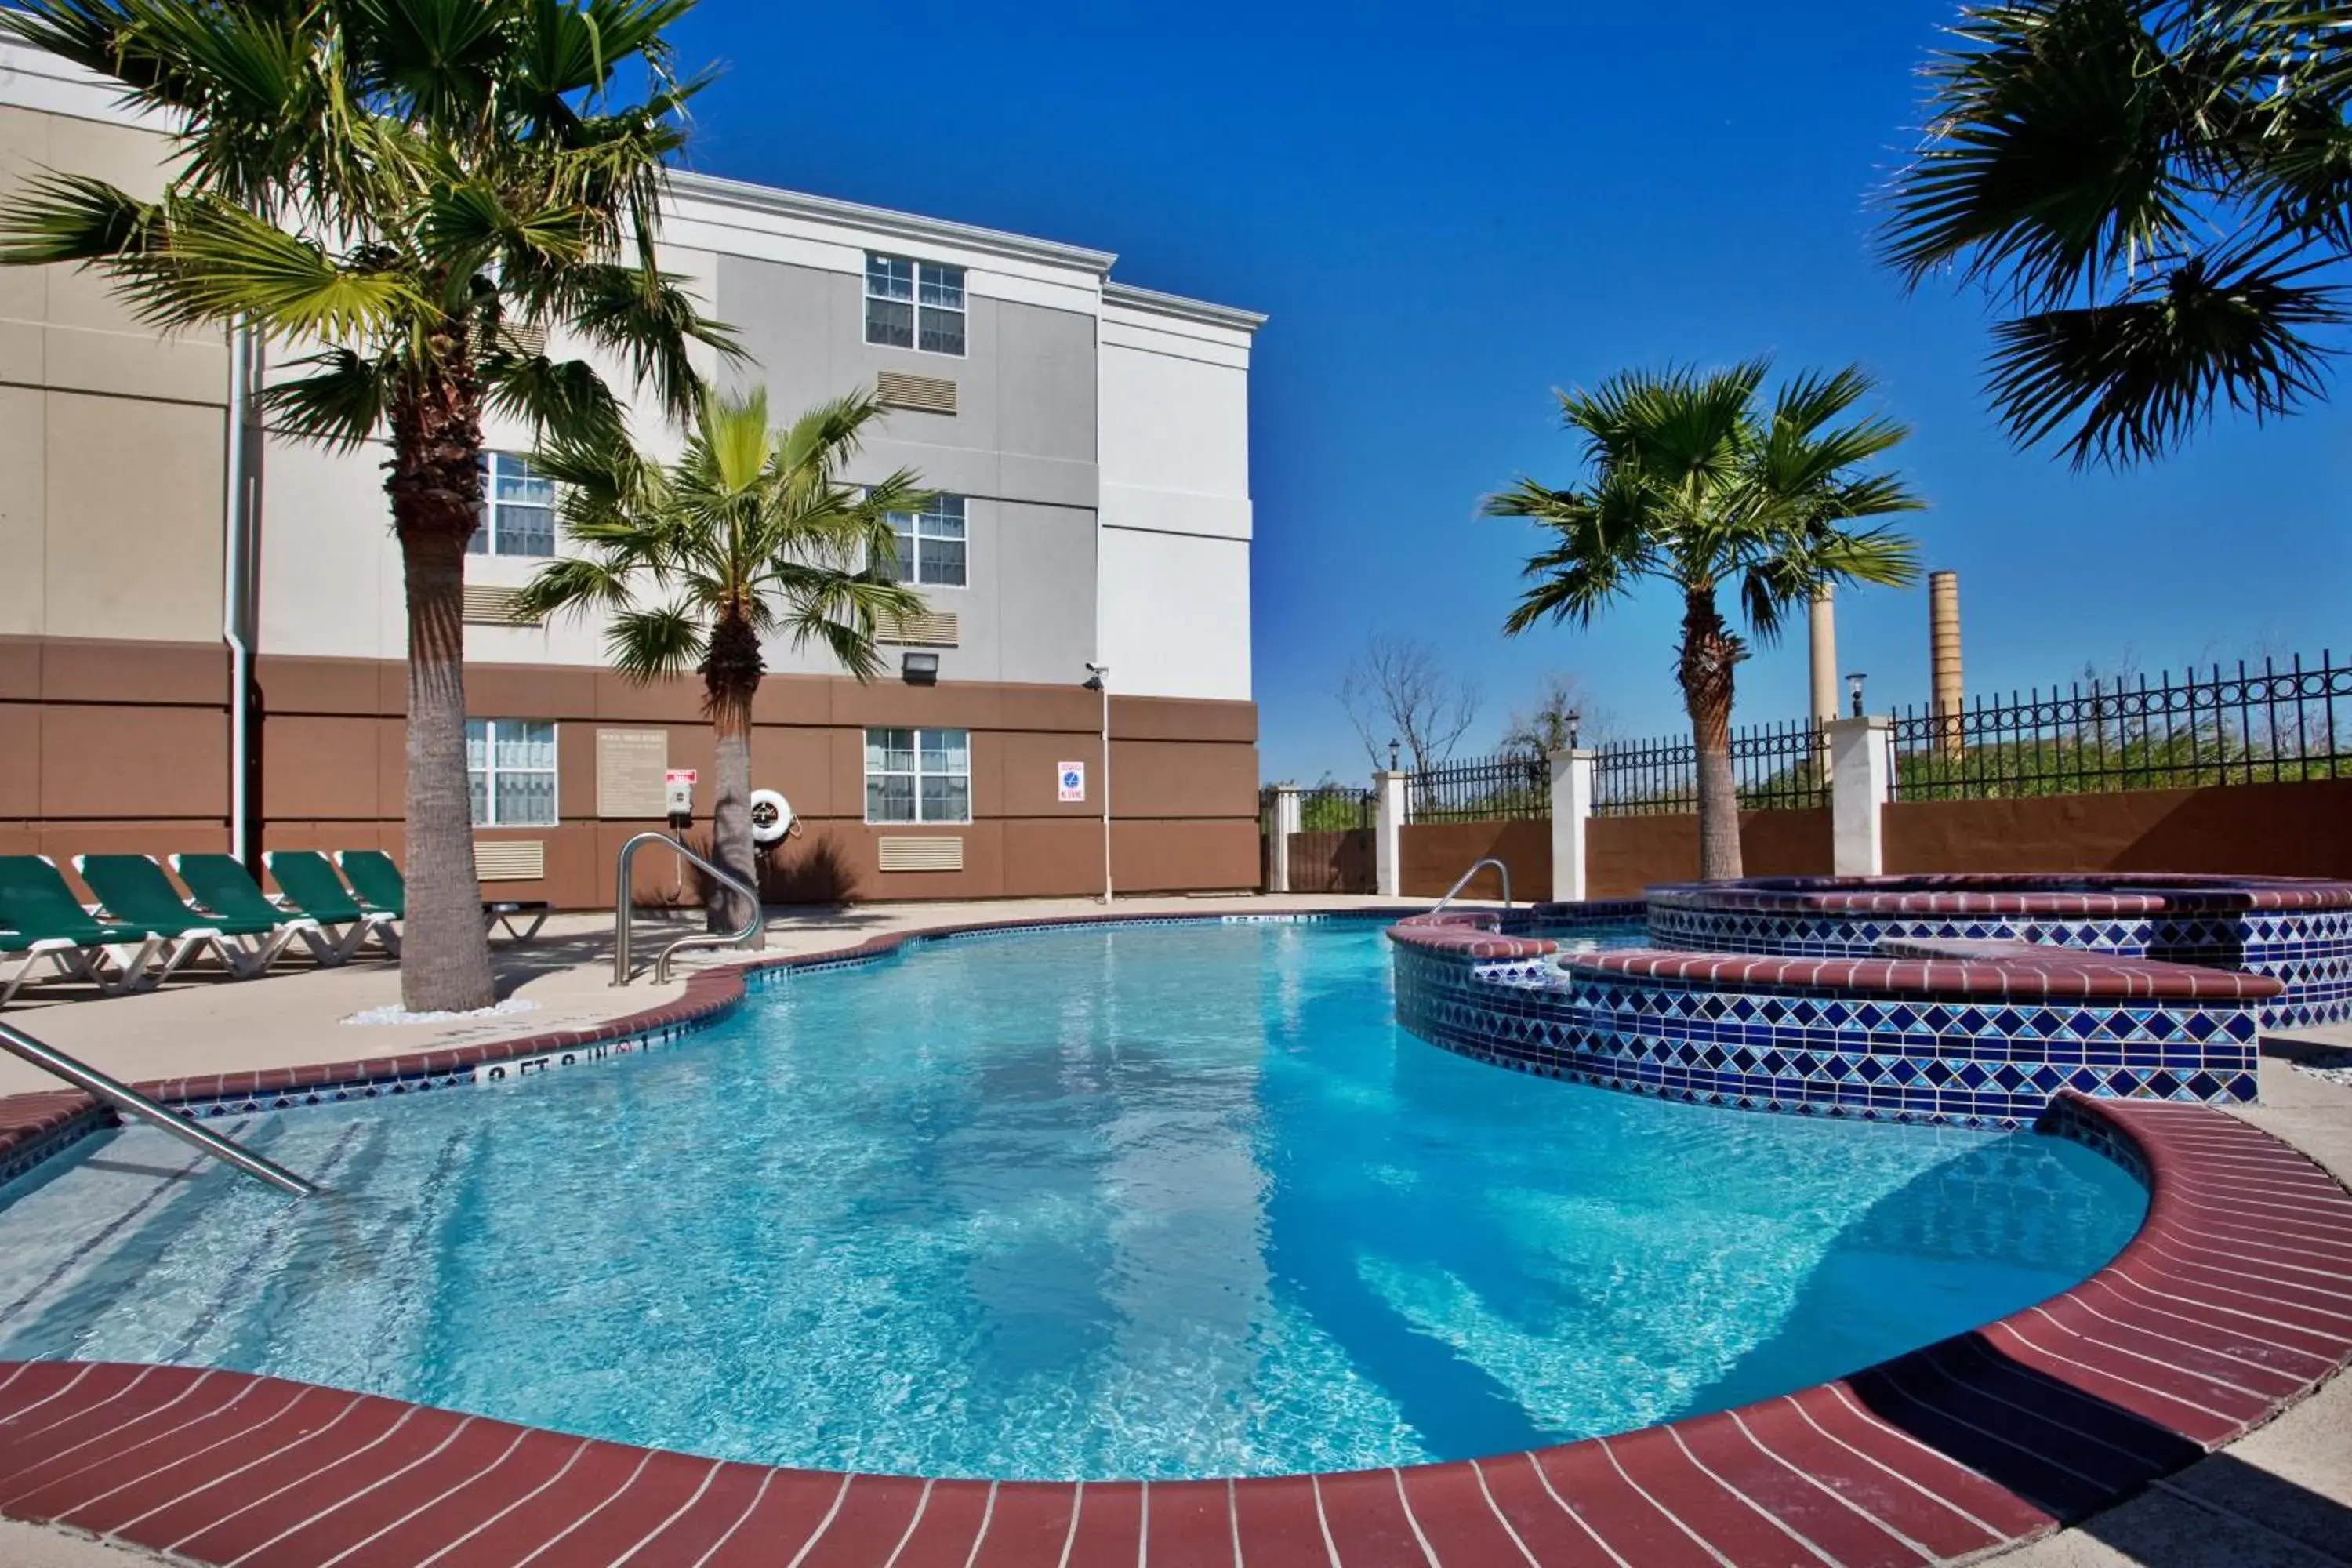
[1405, 751, 1552, 822]
[1892, 652, 2352, 801]
[1592, 718, 1828, 816]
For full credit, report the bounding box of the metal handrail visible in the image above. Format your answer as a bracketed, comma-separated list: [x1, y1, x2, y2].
[0, 1020, 319, 1197]
[612, 831, 764, 985]
[1428, 857, 1513, 917]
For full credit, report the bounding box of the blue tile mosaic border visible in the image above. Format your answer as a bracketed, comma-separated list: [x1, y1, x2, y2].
[1392, 940, 2263, 1130]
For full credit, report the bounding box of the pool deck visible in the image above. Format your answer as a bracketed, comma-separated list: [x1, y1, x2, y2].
[0, 897, 2348, 1567]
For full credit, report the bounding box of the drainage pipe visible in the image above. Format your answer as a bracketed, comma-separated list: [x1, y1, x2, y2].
[222, 321, 256, 866]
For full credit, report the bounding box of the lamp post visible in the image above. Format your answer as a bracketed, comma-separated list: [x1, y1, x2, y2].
[1846, 672, 1868, 719]
[1084, 662, 1112, 903]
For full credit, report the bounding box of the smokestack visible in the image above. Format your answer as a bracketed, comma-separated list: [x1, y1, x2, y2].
[1808, 584, 1838, 725]
[1929, 570, 1962, 757]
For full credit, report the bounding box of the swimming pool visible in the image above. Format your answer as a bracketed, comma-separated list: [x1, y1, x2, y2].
[0, 917, 2145, 1482]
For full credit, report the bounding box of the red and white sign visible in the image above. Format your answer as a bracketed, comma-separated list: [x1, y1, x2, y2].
[1057, 761, 1086, 803]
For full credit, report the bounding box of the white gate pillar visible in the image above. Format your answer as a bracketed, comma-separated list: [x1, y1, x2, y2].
[1268, 786, 1301, 893]
[1374, 771, 1408, 898]
[1548, 749, 1596, 903]
[1826, 716, 1893, 877]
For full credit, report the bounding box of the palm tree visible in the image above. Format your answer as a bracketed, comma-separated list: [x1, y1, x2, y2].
[1881, 1, 2352, 466]
[512, 386, 927, 944]
[0, 1, 735, 1012]
[1486, 362, 1924, 881]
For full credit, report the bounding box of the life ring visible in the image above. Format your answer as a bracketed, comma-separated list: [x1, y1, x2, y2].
[749, 789, 797, 846]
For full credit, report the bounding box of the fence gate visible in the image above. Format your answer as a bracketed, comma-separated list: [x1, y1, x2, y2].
[1263, 784, 1377, 894]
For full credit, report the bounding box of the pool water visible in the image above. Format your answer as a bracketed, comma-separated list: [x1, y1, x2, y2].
[0, 919, 2146, 1480]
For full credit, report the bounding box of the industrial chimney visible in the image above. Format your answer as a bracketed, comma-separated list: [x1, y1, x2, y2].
[1929, 570, 1962, 757]
[1808, 584, 1838, 727]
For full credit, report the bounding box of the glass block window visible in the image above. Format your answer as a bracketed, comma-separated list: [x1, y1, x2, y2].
[469, 452, 556, 557]
[865, 252, 965, 356]
[886, 495, 967, 587]
[466, 719, 558, 826]
[865, 727, 971, 823]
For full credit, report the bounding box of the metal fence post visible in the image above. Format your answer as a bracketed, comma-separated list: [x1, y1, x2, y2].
[1826, 716, 1893, 876]
[1548, 748, 1595, 902]
[1374, 770, 1407, 897]
[1269, 785, 1301, 894]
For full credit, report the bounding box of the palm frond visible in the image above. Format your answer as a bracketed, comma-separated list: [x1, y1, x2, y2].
[0, 171, 154, 266]
[603, 602, 707, 683]
[258, 347, 397, 449]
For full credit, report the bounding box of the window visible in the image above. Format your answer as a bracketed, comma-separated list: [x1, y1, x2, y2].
[466, 720, 558, 826]
[886, 495, 967, 587]
[865, 252, 965, 355]
[865, 728, 970, 823]
[469, 452, 556, 557]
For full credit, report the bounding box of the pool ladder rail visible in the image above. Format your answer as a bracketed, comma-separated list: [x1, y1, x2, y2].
[611, 831, 765, 986]
[0, 1019, 320, 1198]
[1428, 857, 1513, 917]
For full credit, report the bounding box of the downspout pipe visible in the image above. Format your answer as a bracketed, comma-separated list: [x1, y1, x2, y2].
[222, 322, 256, 869]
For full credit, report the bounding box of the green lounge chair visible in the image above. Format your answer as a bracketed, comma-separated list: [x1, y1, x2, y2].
[169, 853, 348, 967]
[75, 854, 307, 979]
[0, 855, 165, 1005]
[337, 849, 549, 940]
[262, 851, 400, 960]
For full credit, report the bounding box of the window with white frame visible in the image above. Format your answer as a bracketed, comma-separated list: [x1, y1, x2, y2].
[469, 452, 556, 557]
[466, 720, 558, 826]
[886, 495, 967, 587]
[865, 728, 971, 823]
[865, 252, 966, 355]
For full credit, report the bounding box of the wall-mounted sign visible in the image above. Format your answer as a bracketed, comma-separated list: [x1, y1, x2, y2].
[1058, 761, 1086, 803]
[595, 728, 668, 818]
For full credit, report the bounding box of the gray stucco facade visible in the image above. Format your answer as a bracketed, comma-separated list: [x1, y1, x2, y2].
[713, 254, 1102, 688]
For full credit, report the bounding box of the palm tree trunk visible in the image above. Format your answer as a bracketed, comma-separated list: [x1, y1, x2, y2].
[702, 609, 765, 947]
[1679, 585, 1744, 882]
[387, 358, 497, 1013]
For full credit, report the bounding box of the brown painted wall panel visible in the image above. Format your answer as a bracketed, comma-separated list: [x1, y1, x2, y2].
[1586, 808, 1834, 898]
[1111, 739, 1258, 818]
[0, 639, 43, 701]
[263, 714, 386, 821]
[1114, 696, 1258, 744]
[1884, 780, 2352, 878]
[259, 655, 390, 717]
[39, 637, 223, 706]
[0, 706, 37, 817]
[990, 731, 1105, 818]
[39, 704, 226, 819]
[466, 662, 599, 722]
[1000, 818, 1111, 898]
[1399, 820, 1551, 900]
[1109, 818, 1259, 894]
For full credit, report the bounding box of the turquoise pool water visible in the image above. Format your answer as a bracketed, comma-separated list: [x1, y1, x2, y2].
[0, 919, 2146, 1480]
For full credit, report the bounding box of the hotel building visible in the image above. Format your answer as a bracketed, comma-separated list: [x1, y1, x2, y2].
[0, 43, 1262, 908]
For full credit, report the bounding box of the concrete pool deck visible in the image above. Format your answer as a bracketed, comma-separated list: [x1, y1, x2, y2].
[0, 898, 2347, 1566]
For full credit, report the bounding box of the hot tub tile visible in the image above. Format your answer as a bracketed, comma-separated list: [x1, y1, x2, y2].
[1598, 1428, 1824, 1567]
[1464, 1454, 1621, 1567]
[1974, 1319, 2249, 1447]
[1782, 1385, 2053, 1541]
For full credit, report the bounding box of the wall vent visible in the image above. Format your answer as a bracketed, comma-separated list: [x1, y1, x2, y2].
[499, 321, 550, 358]
[463, 585, 544, 626]
[877, 610, 959, 648]
[878, 837, 964, 873]
[875, 370, 958, 416]
[474, 840, 546, 881]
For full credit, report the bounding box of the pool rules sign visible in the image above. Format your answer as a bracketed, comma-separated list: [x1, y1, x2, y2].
[1058, 761, 1086, 803]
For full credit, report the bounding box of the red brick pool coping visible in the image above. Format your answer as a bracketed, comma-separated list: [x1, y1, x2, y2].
[0, 914, 2347, 1565]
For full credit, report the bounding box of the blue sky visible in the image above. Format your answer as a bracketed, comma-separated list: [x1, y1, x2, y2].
[666, 0, 2351, 783]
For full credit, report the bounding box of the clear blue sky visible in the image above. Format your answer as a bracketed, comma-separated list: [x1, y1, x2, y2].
[666, 0, 2351, 784]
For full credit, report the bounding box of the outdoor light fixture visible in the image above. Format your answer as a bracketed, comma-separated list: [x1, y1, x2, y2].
[1566, 709, 1582, 750]
[901, 651, 940, 684]
[1388, 738, 1402, 772]
[1847, 672, 1867, 717]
